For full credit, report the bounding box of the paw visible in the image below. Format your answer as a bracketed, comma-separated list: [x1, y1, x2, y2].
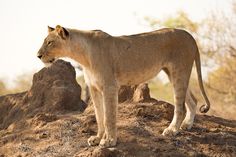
[88, 136, 101, 146]
[180, 122, 193, 131]
[99, 138, 117, 148]
[162, 127, 179, 136]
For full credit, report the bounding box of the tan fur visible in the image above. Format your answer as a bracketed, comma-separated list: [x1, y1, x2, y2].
[37, 25, 211, 147]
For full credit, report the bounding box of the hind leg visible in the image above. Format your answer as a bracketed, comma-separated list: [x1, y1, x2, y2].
[162, 68, 191, 136]
[181, 89, 197, 130]
[162, 84, 187, 136]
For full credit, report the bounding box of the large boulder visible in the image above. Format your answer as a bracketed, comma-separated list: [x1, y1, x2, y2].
[0, 60, 87, 130]
[26, 60, 86, 112]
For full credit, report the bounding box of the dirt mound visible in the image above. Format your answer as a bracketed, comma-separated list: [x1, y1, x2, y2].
[118, 83, 157, 103]
[1, 100, 235, 157]
[29, 60, 86, 112]
[0, 60, 87, 130]
[0, 60, 235, 157]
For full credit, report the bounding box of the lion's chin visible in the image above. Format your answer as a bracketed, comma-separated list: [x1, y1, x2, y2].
[44, 62, 53, 67]
[43, 58, 56, 67]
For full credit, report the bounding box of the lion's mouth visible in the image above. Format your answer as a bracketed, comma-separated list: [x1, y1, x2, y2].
[49, 58, 55, 63]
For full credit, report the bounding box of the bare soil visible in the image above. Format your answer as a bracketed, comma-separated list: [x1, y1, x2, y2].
[0, 101, 235, 157]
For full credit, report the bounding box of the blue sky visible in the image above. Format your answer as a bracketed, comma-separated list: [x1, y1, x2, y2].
[0, 0, 231, 86]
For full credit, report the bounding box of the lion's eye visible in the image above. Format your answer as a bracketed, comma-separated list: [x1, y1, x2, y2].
[47, 41, 53, 46]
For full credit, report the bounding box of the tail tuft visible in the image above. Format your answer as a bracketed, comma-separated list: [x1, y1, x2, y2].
[199, 104, 210, 113]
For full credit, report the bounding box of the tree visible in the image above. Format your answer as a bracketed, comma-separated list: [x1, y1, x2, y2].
[144, 3, 236, 119]
[203, 2, 236, 106]
[145, 11, 198, 32]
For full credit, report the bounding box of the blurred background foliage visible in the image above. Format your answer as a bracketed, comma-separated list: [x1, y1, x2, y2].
[1, 1, 236, 119]
[144, 1, 236, 119]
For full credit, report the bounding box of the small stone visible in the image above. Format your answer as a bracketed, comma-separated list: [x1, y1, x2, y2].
[92, 147, 117, 157]
[209, 128, 219, 132]
[39, 133, 48, 139]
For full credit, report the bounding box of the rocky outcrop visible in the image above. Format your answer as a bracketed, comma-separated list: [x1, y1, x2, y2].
[27, 60, 86, 112]
[118, 83, 156, 103]
[0, 60, 87, 130]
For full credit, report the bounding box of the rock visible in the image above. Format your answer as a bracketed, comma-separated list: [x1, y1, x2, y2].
[119, 83, 155, 103]
[159, 101, 175, 121]
[76, 147, 118, 157]
[118, 85, 137, 103]
[25, 60, 87, 112]
[132, 83, 151, 102]
[0, 60, 87, 130]
[133, 101, 174, 121]
[38, 132, 49, 139]
[92, 148, 117, 157]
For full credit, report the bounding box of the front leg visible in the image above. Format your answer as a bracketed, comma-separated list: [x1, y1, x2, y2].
[88, 86, 104, 146]
[99, 85, 118, 148]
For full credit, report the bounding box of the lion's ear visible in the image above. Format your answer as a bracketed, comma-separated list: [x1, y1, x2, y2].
[56, 25, 69, 39]
[48, 26, 55, 33]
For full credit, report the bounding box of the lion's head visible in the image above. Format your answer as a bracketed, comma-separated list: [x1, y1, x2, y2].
[37, 25, 69, 64]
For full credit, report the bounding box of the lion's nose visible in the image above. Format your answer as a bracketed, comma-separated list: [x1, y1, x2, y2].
[37, 55, 42, 59]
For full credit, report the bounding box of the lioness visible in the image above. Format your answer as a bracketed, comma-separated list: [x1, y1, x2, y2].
[37, 25, 210, 147]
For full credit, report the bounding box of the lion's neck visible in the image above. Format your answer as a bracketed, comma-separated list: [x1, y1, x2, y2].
[67, 30, 92, 68]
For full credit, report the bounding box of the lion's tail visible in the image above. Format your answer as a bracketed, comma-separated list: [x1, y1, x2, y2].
[195, 48, 211, 113]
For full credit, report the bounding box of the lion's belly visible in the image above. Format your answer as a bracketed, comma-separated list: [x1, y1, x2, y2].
[114, 49, 163, 86]
[116, 66, 161, 86]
